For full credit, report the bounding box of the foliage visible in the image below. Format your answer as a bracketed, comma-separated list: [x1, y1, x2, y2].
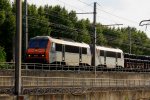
[0, 0, 15, 61]
[27, 5, 51, 38]
[0, 1, 150, 61]
[0, 46, 6, 62]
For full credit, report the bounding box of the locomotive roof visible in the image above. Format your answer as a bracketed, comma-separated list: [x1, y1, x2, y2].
[32, 36, 90, 48]
[31, 36, 123, 52]
[50, 37, 90, 48]
[31, 36, 49, 40]
[96, 46, 123, 53]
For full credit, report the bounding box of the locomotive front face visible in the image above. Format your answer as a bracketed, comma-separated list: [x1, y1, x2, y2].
[26, 38, 49, 63]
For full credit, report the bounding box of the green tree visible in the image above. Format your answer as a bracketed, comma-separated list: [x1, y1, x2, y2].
[0, 0, 15, 61]
[96, 24, 107, 46]
[1, 0, 150, 62]
[27, 5, 51, 38]
[75, 19, 91, 43]
[0, 46, 6, 62]
[0, 10, 5, 26]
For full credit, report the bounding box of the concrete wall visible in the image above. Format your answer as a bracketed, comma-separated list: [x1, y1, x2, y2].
[1, 91, 150, 100]
[22, 70, 150, 81]
[1, 70, 150, 100]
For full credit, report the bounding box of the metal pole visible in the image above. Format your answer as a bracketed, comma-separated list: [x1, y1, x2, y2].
[24, 0, 28, 50]
[15, 0, 22, 98]
[139, 19, 150, 26]
[92, 2, 97, 82]
[128, 27, 131, 54]
[92, 2, 96, 66]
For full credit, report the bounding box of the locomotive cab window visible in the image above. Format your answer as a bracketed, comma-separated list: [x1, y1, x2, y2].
[51, 43, 55, 52]
[29, 39, 48, 48]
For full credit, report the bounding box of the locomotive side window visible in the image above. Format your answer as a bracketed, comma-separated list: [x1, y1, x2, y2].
[117, 53, 121, 58]
[56, 43, 62, 51]
[106, 51, 116, 57]
[82, 47, 87, 54]
[29, 39, 48, 48]
[100, 50, 104, 56]
[65, 45, 79, 53]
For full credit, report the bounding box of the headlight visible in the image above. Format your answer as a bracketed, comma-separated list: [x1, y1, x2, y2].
[42, 55, 45, 57]
[28, 55, 31, 57]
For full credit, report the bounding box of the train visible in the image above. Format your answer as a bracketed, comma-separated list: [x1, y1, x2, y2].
[25, 36, 150, 69]
[124, 53, 150, 69]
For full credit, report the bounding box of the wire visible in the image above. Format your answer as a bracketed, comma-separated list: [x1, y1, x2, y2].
[97, 3, 102, 7]
[55, 0, 118, 25]
[76, 0, 139, 24]
[27, 1, 138, 33]
[96, 4, 138, 24]
[26, 15, 150, 50]
[27, 15, 93, 33]
[77, 0, 94, 7]
[22, 3, 150, 52]
[26, 16, 93, 42]
[57, 0, 87, 13]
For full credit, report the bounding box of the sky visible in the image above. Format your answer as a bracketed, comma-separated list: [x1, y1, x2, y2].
[11, 0, 150, 38]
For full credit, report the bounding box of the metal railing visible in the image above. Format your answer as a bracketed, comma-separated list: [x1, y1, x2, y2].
[0, 62, 150, 72]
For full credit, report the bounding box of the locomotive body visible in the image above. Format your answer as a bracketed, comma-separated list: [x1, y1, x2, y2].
[26, 36, 91, 66]
[26, 36, 125, 68]
[49, 37, 91, 66]
[95, 46, 124, 68]
[26, 36, 50, 63]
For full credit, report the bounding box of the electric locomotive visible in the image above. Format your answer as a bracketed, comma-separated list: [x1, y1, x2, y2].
[26, 36, 91, 66]
[26, 36, 124, 68]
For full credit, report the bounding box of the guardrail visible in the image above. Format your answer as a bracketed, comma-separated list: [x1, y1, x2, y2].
[0, 62, 94, 70]
[0, 62, 150, 72]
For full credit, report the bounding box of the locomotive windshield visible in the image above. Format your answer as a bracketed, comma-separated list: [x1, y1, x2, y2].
[28, 39, 48, 48]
